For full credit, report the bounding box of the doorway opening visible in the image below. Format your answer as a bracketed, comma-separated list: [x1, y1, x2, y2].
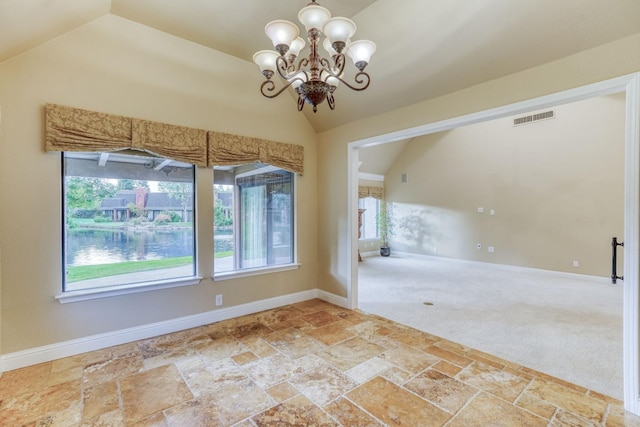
[347, 73, 640, 414]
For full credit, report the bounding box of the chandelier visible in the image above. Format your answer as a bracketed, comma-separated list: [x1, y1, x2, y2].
[253, 0, 376, 113]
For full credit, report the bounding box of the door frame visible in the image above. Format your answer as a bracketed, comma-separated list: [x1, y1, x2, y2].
[346, 73, 640, 413]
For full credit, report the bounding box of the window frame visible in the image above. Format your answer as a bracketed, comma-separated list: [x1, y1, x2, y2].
[57, 152, 202, 303]
[212, 164, 300, 281]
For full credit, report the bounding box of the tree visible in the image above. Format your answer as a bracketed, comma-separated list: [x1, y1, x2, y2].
[118, 180, 149, 191]
[158, 181, 192, 221]
[65, 177, 117, 211]
[214, 199, 233, 226]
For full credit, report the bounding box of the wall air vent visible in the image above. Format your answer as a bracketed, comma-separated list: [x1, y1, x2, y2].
[513, 110, 555, 126]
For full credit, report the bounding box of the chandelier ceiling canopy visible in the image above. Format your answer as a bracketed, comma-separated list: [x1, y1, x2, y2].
[253, 0, 376, 113]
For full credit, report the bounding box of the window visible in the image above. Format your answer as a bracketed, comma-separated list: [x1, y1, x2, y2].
[214, 164, 295, 274]
[62, 152, 196, 293]
[358, 197, 380, 240]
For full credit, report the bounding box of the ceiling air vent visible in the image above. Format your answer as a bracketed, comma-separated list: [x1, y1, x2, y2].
[513, 110, 555, 126]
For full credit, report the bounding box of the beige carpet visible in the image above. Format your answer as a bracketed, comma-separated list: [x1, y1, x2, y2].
[357, 251, 623, 399]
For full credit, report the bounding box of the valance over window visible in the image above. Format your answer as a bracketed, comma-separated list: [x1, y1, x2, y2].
[208, 131, 304, 175]
[46, 104, 207, 167]
[358, 186, 384, 200]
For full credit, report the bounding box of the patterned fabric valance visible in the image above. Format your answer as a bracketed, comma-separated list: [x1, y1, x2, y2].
[45, 104, 208, 167]
[358, 186, 384, 200]
[208, 131, 304, 175]
[45, 104, 304, 172]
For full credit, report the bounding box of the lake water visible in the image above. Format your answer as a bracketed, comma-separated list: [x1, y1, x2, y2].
[66, 228, 195, 266]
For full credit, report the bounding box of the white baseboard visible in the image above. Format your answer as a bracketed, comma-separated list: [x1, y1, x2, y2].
[1, 289, 348, 372]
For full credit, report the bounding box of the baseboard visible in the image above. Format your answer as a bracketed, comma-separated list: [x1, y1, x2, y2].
[1, 288, 347, 372]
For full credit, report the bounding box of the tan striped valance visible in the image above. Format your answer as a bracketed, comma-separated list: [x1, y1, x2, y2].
[358, 186, 384, 200]
[208, 131, 304, 175]
[45, 104, 304, 173]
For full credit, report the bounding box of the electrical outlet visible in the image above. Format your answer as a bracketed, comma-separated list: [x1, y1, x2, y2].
[477, 207, 484, 214]
[216, 294, 223, 306]
[488, 246, 495, 253]
[573, 260, 579, 268]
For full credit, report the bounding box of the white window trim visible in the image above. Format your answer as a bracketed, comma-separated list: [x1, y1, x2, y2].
[214, 165, 298, 277]
[212, 263, 301, 281]
[56, 276, 202, 304]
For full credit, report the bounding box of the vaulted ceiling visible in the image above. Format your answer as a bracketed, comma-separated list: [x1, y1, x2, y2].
[1, 0, 640, 134]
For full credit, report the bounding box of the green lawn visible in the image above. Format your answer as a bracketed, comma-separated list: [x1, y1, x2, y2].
[66, 252, 233, 282]
[66, 256, 193, 283]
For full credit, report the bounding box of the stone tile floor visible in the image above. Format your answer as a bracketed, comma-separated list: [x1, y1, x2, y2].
[2, 298, 640, 426]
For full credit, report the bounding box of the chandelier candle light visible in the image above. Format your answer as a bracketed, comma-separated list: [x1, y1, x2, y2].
[253, 0, 376, 113]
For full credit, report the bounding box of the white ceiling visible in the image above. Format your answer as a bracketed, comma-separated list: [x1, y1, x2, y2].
[1, 0, 639, 134]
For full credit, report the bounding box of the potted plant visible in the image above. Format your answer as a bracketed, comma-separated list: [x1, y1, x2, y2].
[377, 200, 395, 257]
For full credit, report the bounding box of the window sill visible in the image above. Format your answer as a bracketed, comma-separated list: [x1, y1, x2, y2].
[213, 263, 301, 282]
[56, 276, 203, 304]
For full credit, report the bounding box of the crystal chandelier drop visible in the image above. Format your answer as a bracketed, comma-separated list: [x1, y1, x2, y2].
[253, 0, 376, 113]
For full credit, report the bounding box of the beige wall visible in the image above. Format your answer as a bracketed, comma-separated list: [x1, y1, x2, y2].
[0, 15, 318, 354]
[318, 33, 640, 297]
[384, 95, 625, 276]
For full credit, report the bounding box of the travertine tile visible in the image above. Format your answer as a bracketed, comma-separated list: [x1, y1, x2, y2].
[264, 327, 325, 359]
[447, 392, 547, 427]
[254, 305, 305, 326]
[318, 337, 385, 371]
[305, 320, 356, 346]
[194, 333, 247, 363]
[48, 366, 83, 387]
[51, 350, 110, 373]
[324, 397, 383, 426]
[241, 337, 278, 358]
[515, 392, 557, 420]
[142, 348, 198, 371]
[0, 362, 50, 399]
[228, 322, 274, 340]
[347, 376, 451, 426]
[346, 320, 396, 341]
[379, 366, 414, 385]
[129, 411, 169, 426]
[137, 332, 187, 359]
[425, 345, 473, 367]
[119, 364, 192, 423]
[288, 364, 357, 406]
[433, 360, 463, 377]
[80, 409, 124, 427]
[266, 381, 299, 402]
[82, 351, 143, 387]
[252, 394, 337, 426]
[388, 328, 438, 352]
[552, 408, 600, 426]
[405, 369, 478, 413]
[0, 390, 48, 425]
[2, 299, 631, 427]
[83, 381, 119, 420]
[526, 379, 607, 423]
[242, 353, 303, 388]
[345, 357, 394, 384]
[302, 310, 341, 327]
[41, 379, 82, 413]
[232, 351, 259, 365]
[457, 361, 531, 403]
[378, 343, 440, 374]
[38, 401, 82, 427]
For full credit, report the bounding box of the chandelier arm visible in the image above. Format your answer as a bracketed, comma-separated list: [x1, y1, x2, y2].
[276, 56, 310, 80]
[260, 78, 297, 99]
[332, 71, 372, 92]
[327, 91, 335, 110]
